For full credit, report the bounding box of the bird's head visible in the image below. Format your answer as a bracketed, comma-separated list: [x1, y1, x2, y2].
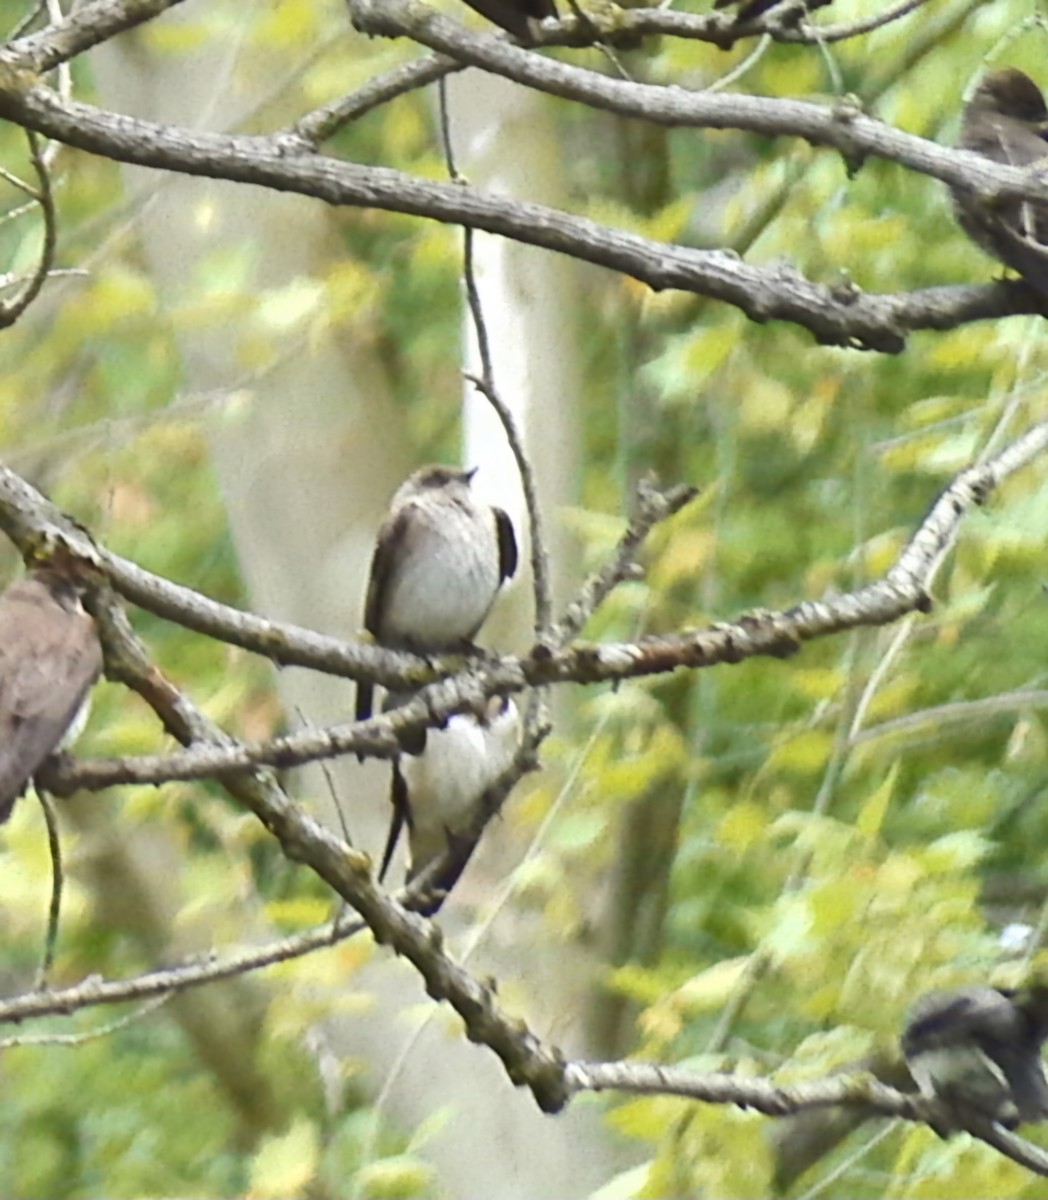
[972, 68, 1048, 130]
[394, 465, 478, 507]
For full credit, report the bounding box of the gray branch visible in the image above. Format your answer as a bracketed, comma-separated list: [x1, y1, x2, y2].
[0, 19, 1041, 349]
[7, 415, 1048, 793]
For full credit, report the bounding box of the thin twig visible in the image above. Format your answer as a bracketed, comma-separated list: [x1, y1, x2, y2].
[0, 129, 57, 326]
[437, 92, 555, 641]
[292, 55, 462, 147]
[1, 993, 174, 1048]
[0, 914, 367, 1027]
[555, 478, 698, 642]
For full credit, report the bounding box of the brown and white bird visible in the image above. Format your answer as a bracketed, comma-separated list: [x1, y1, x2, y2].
[902, 985, 1048, 1132]
[379, 695, 520, 886]
[0, 565, 103, 823]
[460, 0, 557, 39]
[355, 465, 517, 733]
[954, 68, 1048, 299]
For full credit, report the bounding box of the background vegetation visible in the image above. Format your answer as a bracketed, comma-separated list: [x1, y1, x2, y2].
[2, 0, 1048, 1196]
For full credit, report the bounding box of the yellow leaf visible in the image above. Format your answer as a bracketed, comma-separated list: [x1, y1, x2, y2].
[766, 729, 834, 776]
[352, 1156, 436, 1198]
[247, 1119, 319, 1199]
[874, 853, 923, 896]
[256, 0, 321, 46]
[718, 802, 767, 852]
[857, 764, 898, 839]
[67, 268, 156, 334]
[670, 957, 752, 1012]
[810, 878, 861, 934]
[255, 278, 325, 333]
[790, 667, 845, 702]
[917, 831, 992, 874]
[739, 375, 793, 433]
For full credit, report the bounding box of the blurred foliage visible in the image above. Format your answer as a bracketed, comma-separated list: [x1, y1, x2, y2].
[1, 0, 1048, 1196]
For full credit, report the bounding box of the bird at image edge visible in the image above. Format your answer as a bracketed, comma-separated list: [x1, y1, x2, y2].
[0, 565, 103, 823]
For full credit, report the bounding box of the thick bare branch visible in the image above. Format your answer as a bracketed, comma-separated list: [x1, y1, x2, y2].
[564, 1059, 1048, 1176]
[347, 0, 1048, 217]
[79, 591, 572, 1113]
[566, 1058, 922, 1118]
[579, 0, 935, 49]
[10, 416, 1048, 793]
[0, 53, 1041, 347]
[14, 0, 188, 73]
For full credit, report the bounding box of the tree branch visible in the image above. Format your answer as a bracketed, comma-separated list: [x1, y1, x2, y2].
[9, 416, 1048, 792]
[348, 0, 1048, 214]
[0, 129, 56, 326]
[77, 590, 573, 1114]
[564, 1058, 1048, 1176]
[15, 0, 188, 73]
[0, 46, 1041, 348]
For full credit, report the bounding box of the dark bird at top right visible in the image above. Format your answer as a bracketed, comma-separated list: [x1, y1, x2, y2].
[953, 68, 1048, 300]
[713, 0, 832, 22]
[902, 984, 1048, 1133]
[460, 0, 557, 40]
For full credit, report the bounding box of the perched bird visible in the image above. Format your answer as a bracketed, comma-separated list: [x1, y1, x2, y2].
[954, 68, 1048, 299]
[902, 985, 1048, 1132]
[355, 465, 518, 735]
[460, 0, 557, 39]
[379, 695, 521, 886]
[714, 0, 832, 23]
[0, 566, 103, 823]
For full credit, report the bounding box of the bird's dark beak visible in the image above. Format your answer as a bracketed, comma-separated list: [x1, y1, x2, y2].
[464, 466, 479, 484]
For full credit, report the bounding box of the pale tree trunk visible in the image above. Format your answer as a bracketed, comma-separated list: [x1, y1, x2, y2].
[90, 15, 623, 1196]
[369, 71, 626, 1197]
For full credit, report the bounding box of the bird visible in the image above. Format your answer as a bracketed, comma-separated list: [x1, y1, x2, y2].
[953, 68, 1048, 299]
[713, 0, 832, 23]
[460, 0, 557, 40]
[355, 465, 518, 739]
[378, 695, 521, 887]
[0, 565, 103, 823]
[901, 984, 1048, 1132]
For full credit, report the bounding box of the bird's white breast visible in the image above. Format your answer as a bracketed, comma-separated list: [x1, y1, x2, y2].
[382, 500, 501, 647]
[403, 700, 520, 874]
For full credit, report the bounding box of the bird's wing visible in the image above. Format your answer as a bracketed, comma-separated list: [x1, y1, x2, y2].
[0, 585, 101, 820]
[998, 124, 1048, 245]
[378, 761, 413, 883]
[363, 508, 414, 638]
[904, 988, 1020, 1051]
[968, 116, 1048, 247]
[494, 507, 518, 584]
[993, 119, 1048, 170]
[357, 508, 414, 724]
